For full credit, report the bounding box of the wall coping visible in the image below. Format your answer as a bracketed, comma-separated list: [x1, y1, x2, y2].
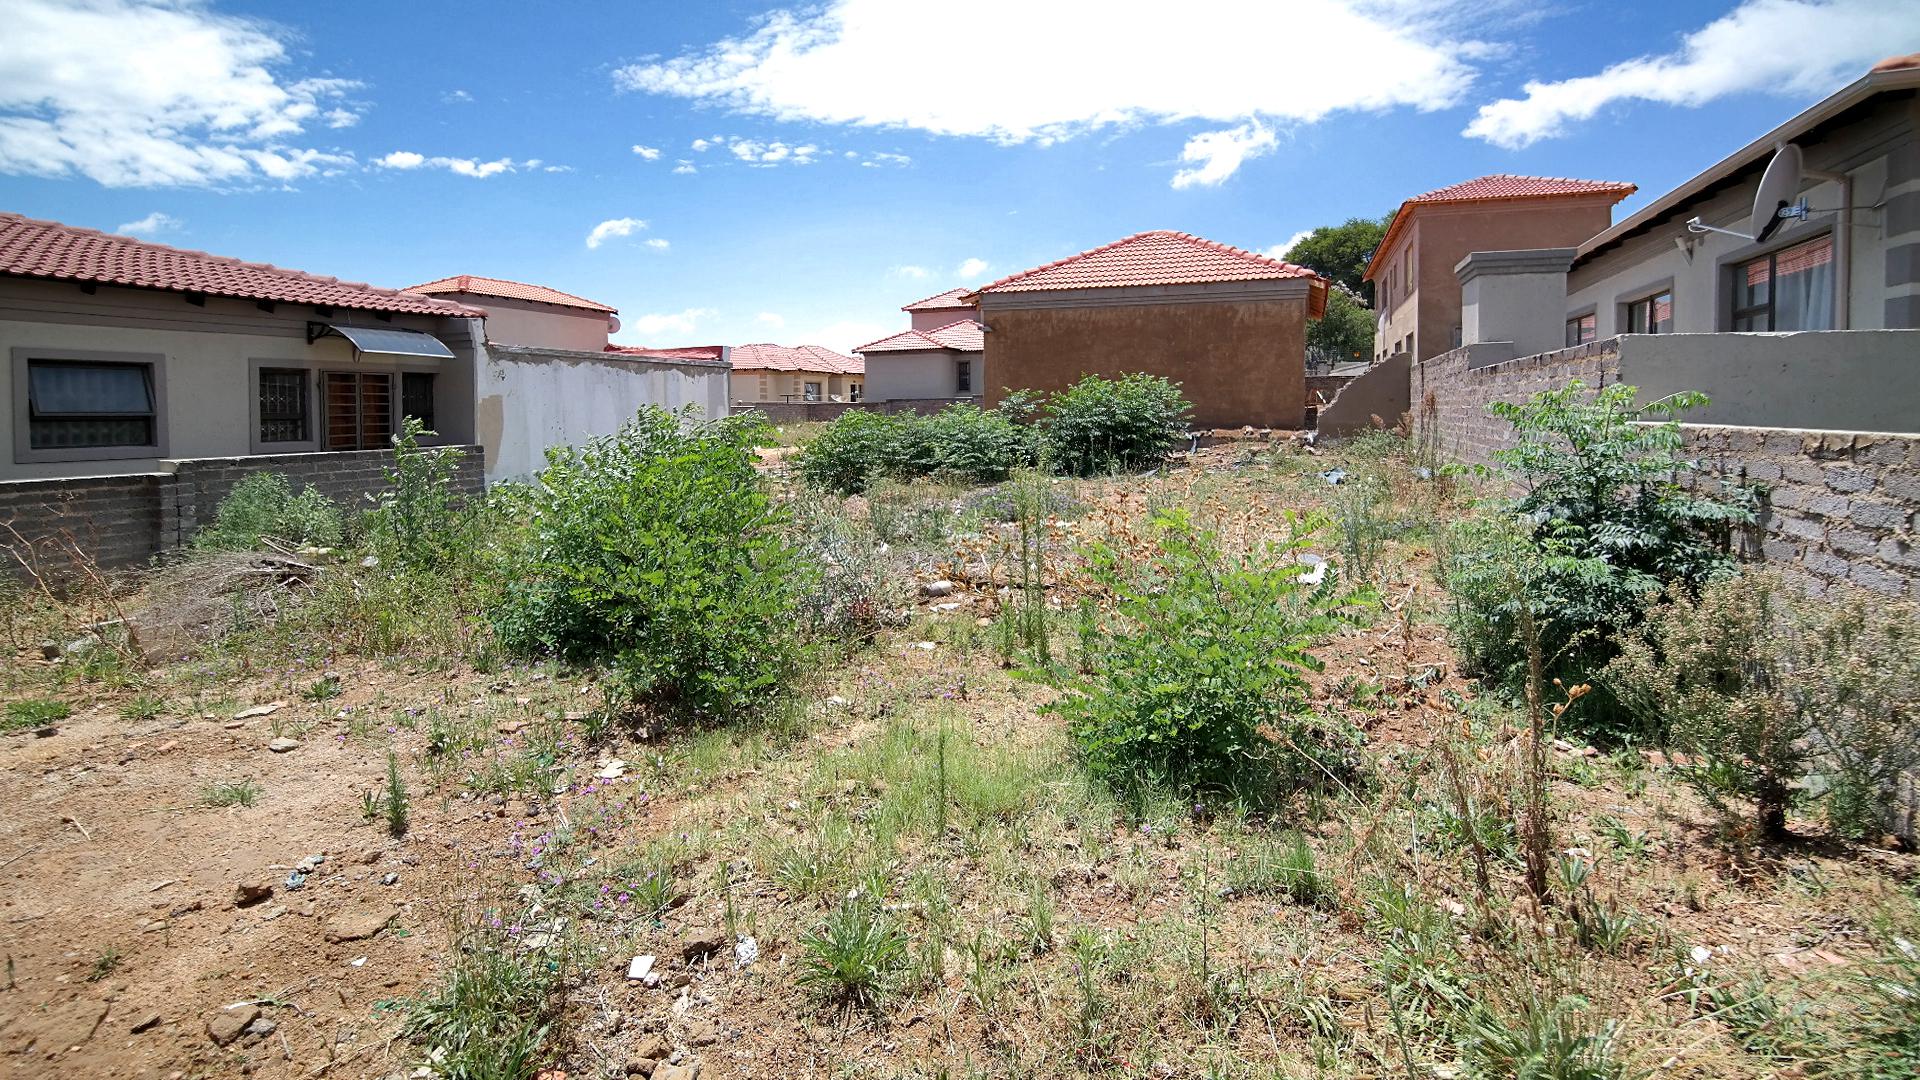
[1454, 247, 1578, 285]
[486, 342, 730, 371]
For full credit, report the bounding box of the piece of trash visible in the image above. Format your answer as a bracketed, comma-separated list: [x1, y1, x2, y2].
[596, 759, 626, 780]
[1297, 553, 1329, 587]
[1415, 466, 1434, 480]
[232, 702, 285, 721]
[1319, 468, 1347, 485]
[349, 957, 366, 967]
[913, 641, 936, 651]
[627, 954, 657, 985]
[283, 871, 306, 891]
[381, 872, 398, 886]
[734, 936, 759, 969]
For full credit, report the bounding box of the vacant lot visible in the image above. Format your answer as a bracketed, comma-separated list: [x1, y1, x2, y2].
[2, 418, 1915, 1080]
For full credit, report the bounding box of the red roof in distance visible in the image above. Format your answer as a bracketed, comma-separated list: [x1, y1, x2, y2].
[604, 344, 726, 363]
[729, 343, 863, 375]
[969, 230, 1324, 297]
[857, 319, 984, 354]
[407, 274, 616, 314]
[1365, 174, 1637, 281]
[902, 287, 973, 312]
[0, 211, 481, 318]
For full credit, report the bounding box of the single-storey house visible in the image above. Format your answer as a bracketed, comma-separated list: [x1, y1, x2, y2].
[729, 343, 863, 403]
[968, 230, 1328, 429]
[1363, 175, 1638, 364]
[856, 316, 984, 403]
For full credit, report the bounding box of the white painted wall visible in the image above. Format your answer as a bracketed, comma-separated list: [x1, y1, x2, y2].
[477, 346, 729, 481]
[435, 294, 612, 353]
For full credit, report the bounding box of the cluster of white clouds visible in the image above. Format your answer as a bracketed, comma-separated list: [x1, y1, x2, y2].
[0, 0, 366, 187]
[116, 211, 183, 238]
[892, 258, 987, 282]
[618, 0, 1919, 188]
[626, 307, 717, 338]
[1263, 230, 1313, 262]
[584, 217, 674, 251]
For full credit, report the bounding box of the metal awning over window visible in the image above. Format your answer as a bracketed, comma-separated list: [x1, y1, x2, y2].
[307, 322, 455, 359]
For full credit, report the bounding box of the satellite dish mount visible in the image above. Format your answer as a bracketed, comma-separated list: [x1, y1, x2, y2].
[1686, 142, 1840, 242]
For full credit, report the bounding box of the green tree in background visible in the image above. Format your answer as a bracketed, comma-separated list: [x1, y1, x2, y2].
[1307, 286, 1376, 362]
[1284, 215, 1391, 303]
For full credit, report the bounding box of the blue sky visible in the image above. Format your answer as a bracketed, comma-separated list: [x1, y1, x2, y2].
[3, 0, 1916, 352]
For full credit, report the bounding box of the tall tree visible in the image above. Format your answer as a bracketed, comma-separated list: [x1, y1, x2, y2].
[1285, 215, 1391, 303]
[1307, 286, 1374, 362]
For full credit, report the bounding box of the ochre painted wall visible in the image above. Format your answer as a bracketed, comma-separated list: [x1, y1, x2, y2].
[981, 297, 1308, 429]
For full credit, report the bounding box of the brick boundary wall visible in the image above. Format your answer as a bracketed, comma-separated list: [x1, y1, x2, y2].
[732, 399, 974, 424]
[0, 445, 485, 575]
[1410, 343, 1920, 600]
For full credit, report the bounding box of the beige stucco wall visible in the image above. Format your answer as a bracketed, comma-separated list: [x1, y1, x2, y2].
[477, 346, 729, 481]
[437, 292, 611, 352]
[0, 279, 478, 481]
[862, 349, 981, 401]
[731, 368, 863, 402]
[909, 308, 974, 332]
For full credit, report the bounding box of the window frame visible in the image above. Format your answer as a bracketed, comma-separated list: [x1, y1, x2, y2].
[955, 358, 972, 394]
[255, 366, 312, 447]
[1565, 311, 1597, 348]
[1620, 283, 1675, 335]
[803, 380, 823, 402]
[12, 348, 168, 465]
[400, 370, 437, 434]
[1729, 231, 1835, 333]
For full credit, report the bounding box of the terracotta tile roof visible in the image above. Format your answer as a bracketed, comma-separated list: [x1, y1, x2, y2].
[604, 344, 726, 363]
[901, 287, 973, 312]
[0, 211, 482, 318]
[406, 274, 616, 314]
[1366, 174, 1636, 281]
[970, 231, 1323, 297]
[729, 343, 863, 375]
[857, 319, 984, 354]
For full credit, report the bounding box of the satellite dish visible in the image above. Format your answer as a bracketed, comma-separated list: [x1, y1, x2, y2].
[608, 314, 622, 335]
[1752, 143, 1804, 243]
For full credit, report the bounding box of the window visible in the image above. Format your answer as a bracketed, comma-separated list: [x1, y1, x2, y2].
[1733, 234, 1834, 332]
[1565, 313, 1597, 347]
[258, 368, 309, 443]
[323, 371, 391, 451]
[803, 381, 822, 402]
[849, 382, 863, 403]
[401, 371, 436, 432]
[955, 359, 972, 394]
[27, 359, 156, 450]
[1624, 290, 1673, 334]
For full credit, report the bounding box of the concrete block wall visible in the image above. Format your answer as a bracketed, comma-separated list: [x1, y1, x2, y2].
[0, 446, 485, 573]
[1410, 341, 1920, 598]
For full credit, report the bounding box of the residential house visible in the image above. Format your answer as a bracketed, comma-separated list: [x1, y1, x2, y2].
[1363, 175, 1638, 364]
[856, 299, 984, 402]
[403, 274, 731, 478]
[967, 230, 1328, 429]
[729, 343, 864, 403]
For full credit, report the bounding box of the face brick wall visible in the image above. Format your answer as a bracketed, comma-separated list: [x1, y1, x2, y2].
[0, 446, 485, 574]
[1410, 344, 1920, 600]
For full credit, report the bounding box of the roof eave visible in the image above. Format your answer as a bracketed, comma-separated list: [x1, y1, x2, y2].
[1575, 65, 1920, 267]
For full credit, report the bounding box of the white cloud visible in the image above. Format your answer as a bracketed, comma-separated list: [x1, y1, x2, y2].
[644, 238, 671, 251]
[376, 151, 531, 178]
[616, 0, 1476, 184]
[690, 138, 711, 152]
[632, 143, 662, 160]
[755, 312, 786, 328]
[956, 258, 991, 281]
[673, 161, 698, 175]
[1265, 229, 1313, 261]
[1170, 120, 1277, 188]
[586, 216, 649, 249]
[116, 211, 182, 237]
[893, 265, 930, 279]
[1465, 0, 1920, 149]
[720, 137, 824, 166]
[323, 108, 359, 129]
[861, 151, 912, 168]
[443, 89, 474, 104]
[0, 0, 364, 187]
[628, 307, 718, 338]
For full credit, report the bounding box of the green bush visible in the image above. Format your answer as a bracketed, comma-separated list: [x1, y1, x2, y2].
[1042, 508, 1372, 794]
[1607, 571, 1920, 840]
[194, 472, 343, 552]
[1039, 373, 1191, 478]
[919, 402, 1037, 483]
[491, 409, 813, 717]
[364, 418, 475, 573]
[798, 403, 1037, 495]
[1441, 382, 1753, 739]
[798, 410, 907, 496]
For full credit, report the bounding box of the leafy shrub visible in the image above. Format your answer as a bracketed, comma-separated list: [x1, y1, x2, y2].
[1040, 373, 1191, 478]
[1042, 508, 1372, 794]
[1607, 571, 1920, 840]
[364, 418, 475, 573]
[787, 494, 897, 645]
[798, 403, 1037, 495]
[799, 411, 907, 496]
[3, 697, 70, 732]
[194, 472, 343, 552]
[491, 409, 813, 717]
[403, 921, 567, 1080]
[919, 402, 1037, 483]
[1441, 382, 1753, 738]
